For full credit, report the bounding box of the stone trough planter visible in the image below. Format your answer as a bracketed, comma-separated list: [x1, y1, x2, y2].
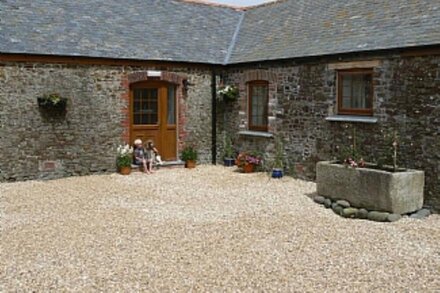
[316, 161, 424, 214]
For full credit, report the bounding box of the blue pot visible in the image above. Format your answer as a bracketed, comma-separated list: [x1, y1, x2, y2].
[272, 168, 283, 179]
[224, 158, 235, 167]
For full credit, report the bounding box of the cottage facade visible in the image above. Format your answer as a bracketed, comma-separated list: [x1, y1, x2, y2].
[0, 0, 439, 210]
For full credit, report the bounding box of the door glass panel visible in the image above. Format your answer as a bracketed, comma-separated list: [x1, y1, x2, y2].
[134, 114, 141, 125]
[133, 88, 158, 125]
[167, 85, 176, 125]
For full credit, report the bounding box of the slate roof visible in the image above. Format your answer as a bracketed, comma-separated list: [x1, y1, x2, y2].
[0, 0, 242, 64]
[0, 0, 439, 64]
[229, 0, 440, 63]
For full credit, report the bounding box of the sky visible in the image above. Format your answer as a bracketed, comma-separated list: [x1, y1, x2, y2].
[205, 0, 274, 6]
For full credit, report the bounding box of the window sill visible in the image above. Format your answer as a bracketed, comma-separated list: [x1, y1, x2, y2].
[325, 115, 378, 123]
[238, 130, 274, 138]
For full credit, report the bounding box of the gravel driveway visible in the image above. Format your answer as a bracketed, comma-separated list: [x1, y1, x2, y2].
[1, 166, 439, 291]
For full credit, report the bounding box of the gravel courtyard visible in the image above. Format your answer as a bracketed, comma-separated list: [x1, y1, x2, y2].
[1, 166, 439, 291]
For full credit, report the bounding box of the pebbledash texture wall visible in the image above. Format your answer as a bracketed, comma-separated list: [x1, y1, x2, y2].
[219, 52, 440, 210]
[0, 61, 214, 181]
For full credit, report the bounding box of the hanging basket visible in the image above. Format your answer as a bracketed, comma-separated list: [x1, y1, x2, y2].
[37, 95, 67, 112]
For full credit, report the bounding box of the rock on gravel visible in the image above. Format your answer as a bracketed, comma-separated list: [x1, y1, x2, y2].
[332, 204, 343, 216]
[342, 208, 358, 218]
[357, 208, 369, 219]
[1, 165, 439, 292]
[368, 211, 390, 222]
[313, 195, 325, 204]
[410, 209, 431, 219]
[324, 198, 332, 208]
[387, 214, 402, 222]
[336, 200, 351, 208]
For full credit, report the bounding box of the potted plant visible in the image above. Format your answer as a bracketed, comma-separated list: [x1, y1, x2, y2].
[316, 126, 424, 214]
[236, 151, 263, 173]
[116, 144, 134, 175]
[223, 134, 235, 167]
[217, 85, 239, 102]
[181, 144, 198, 169]
[37, 93, 67, 111]
[272, 137, 284, 178]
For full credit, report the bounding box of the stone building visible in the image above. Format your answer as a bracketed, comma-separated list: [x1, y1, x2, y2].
[0, 0, 439, 210]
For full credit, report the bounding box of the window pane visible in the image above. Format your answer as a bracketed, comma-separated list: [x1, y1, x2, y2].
[147, 89, 158, 125]
[134, 90, 141, 101]
[134, 114, 141, 125]
[364, 75, 372, 108]
[352, 75, 365, 108]
[141, 101, 148, 111]
[133, 89, 143, 125]
[133, 88, 158, 125]
[250, 84, 268, 129]
[134, 101, 141, 113]
[340, 72, 372, 112]
[167, 86, 176, 125]
[342, 75, 352, 108]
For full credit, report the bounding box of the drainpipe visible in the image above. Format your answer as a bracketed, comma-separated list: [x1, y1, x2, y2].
[211, 70, 217, 165]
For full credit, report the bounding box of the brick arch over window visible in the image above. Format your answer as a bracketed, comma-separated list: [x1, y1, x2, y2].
[120, 71, 188, 145]
[237, 70, 278, 133]
[243, 70, 277, 84]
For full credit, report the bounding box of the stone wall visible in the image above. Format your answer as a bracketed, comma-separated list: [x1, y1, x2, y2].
[1, 53, 439, 211]
[220, 53, 440, 211]
[0, 61, 213, 181]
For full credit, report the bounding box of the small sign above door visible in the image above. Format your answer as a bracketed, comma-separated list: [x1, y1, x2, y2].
[147, 70, 162, 77]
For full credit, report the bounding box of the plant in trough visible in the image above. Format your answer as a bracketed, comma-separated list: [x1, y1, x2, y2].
[377, 130, 401, 171]
[337, 124, 365, 168]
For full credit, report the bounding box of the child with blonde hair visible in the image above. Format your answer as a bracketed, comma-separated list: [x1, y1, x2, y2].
[133, 139, 150, 174]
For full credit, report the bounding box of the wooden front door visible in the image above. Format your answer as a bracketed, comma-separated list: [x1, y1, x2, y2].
[130, 81, 177, 161]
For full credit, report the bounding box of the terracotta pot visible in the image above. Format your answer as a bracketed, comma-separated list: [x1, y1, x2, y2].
[243, 163, 254, 173]
[119, 166, 131, 175]
[185, 160, 196, 169]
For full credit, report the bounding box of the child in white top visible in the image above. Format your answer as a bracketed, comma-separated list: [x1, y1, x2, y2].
[144, 140, 160, 173]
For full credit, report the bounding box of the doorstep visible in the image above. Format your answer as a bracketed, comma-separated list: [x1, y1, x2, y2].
[131, 160, 185, 171]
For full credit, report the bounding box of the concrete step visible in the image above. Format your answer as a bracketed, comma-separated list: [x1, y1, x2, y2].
[157, 160, 185, 169]
[131, 160, 185, 171]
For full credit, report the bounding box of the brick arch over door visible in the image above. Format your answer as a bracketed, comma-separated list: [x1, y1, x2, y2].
[120, 71, 188, 147]
[127, 71, 186, 85]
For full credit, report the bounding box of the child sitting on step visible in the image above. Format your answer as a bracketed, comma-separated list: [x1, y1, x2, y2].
[144, 140, 162, 173]
[133, 139, 150, 174]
